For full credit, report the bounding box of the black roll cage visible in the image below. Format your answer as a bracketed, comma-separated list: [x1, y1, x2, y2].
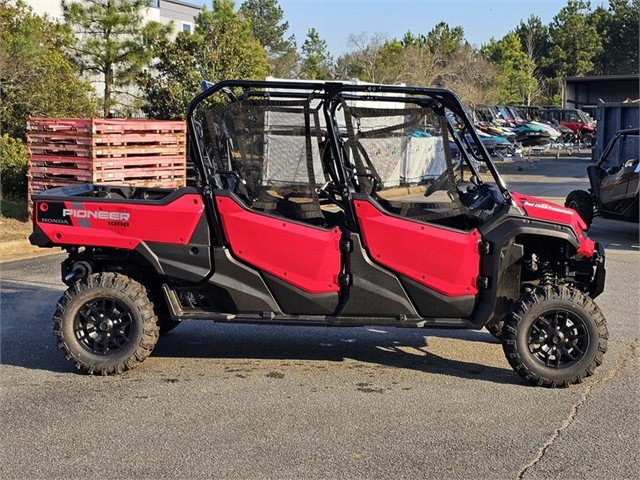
[186, 80, 511, 207]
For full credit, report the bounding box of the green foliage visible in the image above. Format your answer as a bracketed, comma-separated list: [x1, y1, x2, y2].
[482, 33, 540, 105]
[239, 0, 297, 76]
[0, 134, 28, 199]
[548, 0, 603, 78]
[0, 196, 28, 220]
[425, 22, 465, 58]
[300, 28, 332, 80]
[139, 0, 268, 119]
[62, 0, 172, 117]
[591, 0, 639, 75]
[0, 0, 97, 140]
[514, 15, 550, 64]
[239, 0, 290, 54]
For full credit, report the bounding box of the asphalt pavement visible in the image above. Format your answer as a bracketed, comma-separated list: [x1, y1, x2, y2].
[1, 154, 638, 479]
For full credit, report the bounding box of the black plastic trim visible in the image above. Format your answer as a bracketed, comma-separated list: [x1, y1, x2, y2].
[144, 211, 212, 282]
[470, 211, 580, 327]
[206, 247, 282, 314]
[337, 233, 420, 318]
[589, 242, 606, 299]
[262, 273, 338, 315]
[399, 276, 476, 318]
[32, 184, 201, 206]
[28, 223, 53, 248]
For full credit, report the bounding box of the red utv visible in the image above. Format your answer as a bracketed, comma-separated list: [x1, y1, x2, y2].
[30, 81, 607, 387]
[540, 108, 597, 147]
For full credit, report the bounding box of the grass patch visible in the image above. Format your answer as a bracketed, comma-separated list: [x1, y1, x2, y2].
[1, 197, 31, 243]
[1, 197, 28, 221]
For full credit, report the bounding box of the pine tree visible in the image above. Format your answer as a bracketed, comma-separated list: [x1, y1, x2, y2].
[62, 0, 172, 116]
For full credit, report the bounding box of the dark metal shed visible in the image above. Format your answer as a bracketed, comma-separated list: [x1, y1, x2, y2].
[563, 74, 639, 115]
[592, 102, 640, 161]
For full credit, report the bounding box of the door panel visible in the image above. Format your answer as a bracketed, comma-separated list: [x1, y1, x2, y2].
[215, 194, 341, 294]
[354, 199, 480, 297]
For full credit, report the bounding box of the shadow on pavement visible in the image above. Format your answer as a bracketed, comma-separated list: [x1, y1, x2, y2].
[1, 283, 523, 385]
[587, 219, 639, 253]
[150, 324, 524, 386]
[1, 281, 70, 373]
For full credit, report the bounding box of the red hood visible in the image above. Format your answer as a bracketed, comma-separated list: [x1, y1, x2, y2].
[510, 192, 595, 256]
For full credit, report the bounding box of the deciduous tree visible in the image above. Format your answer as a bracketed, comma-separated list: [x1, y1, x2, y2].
[139, 0, 268, 119]
[0, 0, 96, 140]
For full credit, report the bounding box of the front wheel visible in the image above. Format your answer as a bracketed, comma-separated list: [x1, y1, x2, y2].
[486, 319, 504, 340]
[502, 285, 608, 388]
[565, 190, 594, 229]
[581, 132, 596, 148]
[53, 273, 159, 375]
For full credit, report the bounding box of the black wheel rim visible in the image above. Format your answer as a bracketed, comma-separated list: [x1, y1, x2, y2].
[527, 309, 590, 368]
[74, 297, 134, 356]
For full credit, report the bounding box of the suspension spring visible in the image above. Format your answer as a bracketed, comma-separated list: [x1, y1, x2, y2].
[538, 247, 556, 286]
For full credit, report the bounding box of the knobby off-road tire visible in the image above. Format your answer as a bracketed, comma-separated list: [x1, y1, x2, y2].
[502, 285, 608, 388]
[565, 190, 594, 230]
[53, 273, 159, 375]
[582, 132, 596, 148]
[486, 320, 505, 340]
[145, 288, 181, 335]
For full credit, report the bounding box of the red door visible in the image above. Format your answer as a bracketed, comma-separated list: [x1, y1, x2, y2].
[215, 195, 341, 294]
[353, 199, 481, 297]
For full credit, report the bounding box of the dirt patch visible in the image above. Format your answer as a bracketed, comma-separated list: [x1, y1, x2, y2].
[0, 216, 31, 243]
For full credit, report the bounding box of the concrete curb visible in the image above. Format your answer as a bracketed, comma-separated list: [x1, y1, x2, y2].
[0, 239, 61, 263]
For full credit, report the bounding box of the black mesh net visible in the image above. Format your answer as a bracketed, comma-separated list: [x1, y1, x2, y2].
[339, 99, 467, 221]
[194, 96, 330, 223]
[192, 88, 472, 225]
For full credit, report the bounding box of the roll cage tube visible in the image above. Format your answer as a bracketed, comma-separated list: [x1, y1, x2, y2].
[186, 80, 511, 198]
[596, 128, 640, 169]
[324, 87, 510, 197]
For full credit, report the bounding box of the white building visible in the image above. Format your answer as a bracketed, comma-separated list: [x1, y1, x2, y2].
[23, 0, 201, 37]
[22, 0, 203, 115]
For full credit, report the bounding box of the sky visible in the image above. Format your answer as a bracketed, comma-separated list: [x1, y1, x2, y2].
[191, 0, 611, 56]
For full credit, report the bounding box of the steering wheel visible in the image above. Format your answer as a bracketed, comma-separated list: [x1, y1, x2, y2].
[460, 183, 496, 211]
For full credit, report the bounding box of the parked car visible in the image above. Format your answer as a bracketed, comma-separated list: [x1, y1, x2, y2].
[565, 128, 639, 229]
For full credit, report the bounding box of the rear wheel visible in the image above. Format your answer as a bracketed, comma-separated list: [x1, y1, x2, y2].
[565, 190, 594, 229]
[53, 273, 159, 375]
[502, 285, 607, 388]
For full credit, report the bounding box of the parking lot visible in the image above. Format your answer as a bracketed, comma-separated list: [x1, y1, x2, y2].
[1, 154, 638, 479]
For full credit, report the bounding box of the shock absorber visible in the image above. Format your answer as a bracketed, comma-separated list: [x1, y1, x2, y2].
[538, 246, 556, 286]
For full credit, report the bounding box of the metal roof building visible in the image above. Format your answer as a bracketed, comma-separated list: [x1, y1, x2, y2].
[563, 74, 640, 112]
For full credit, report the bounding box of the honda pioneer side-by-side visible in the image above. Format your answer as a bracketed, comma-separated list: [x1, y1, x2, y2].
[30, 81, 607, 387]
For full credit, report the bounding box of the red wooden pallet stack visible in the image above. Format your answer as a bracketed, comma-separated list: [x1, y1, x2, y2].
[27, 117, 187, 199]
